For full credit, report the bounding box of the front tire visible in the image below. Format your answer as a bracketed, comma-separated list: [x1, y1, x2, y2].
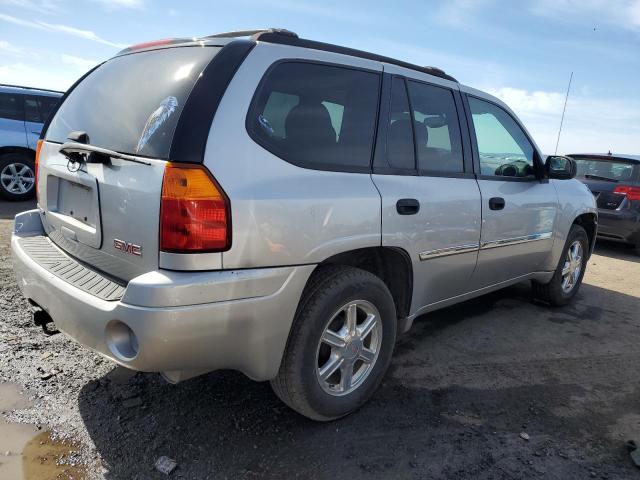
[271, 265, 397, 421]
[0, 153, 36, 201]
[533, 224, 589, 306]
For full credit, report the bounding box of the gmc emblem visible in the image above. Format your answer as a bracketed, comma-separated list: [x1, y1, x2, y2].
[113, 238, 142, 257]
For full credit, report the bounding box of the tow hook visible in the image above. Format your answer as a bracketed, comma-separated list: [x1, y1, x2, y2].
[31, 303, 59, 336]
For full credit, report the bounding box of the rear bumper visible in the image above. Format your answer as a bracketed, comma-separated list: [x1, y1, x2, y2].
[11, 210, 314, 381]
[596, 208, 640, 245]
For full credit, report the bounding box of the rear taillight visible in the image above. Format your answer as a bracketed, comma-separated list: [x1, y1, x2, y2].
[613, 185, 640, 201]
[34, 139, 43, 201]
[160, 163, 231, 253]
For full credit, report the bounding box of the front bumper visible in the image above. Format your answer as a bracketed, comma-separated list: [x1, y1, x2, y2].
[597, 208, 640, 245]
[11, 210, 314, 381]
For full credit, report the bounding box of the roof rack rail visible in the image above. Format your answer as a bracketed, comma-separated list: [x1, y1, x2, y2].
[205, 28, 298, 40]
[0, 83, 64, 94]
[251, 31, 457, 83]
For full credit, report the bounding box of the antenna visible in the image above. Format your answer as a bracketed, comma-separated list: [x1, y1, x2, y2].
[554, 71, 573, 155]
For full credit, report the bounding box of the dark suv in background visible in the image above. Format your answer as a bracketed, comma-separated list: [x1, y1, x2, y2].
[570, 153, 640, 254]
[0, 84, 62, 200]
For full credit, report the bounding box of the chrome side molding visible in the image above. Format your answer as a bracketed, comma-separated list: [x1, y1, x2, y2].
[480, 232, 553, 250]
[419, 232, 553, 261]
[419, 244, 479, 261]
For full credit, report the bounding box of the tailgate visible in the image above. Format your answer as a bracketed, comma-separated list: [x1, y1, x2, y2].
[38, 45, 222, 281]
[38, 141, 166, 281]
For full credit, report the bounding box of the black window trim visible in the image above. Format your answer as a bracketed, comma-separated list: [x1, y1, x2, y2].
[245, 58, 383, 174]
[463, 92, 546, 183]
[170, 41, 255, 163]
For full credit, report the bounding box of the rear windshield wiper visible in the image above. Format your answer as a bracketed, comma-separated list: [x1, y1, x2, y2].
[59, 142, 152, 166]
[584, 174, 618, 182]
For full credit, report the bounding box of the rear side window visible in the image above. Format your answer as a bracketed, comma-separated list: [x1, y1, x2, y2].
[24, 95, 60, 123]
[46, 46, 221, 158]
[407, 81, 463, 174]
[0, 93, 24, 121]
[247, 62, 381, 172]
[385, 77, 415, 170]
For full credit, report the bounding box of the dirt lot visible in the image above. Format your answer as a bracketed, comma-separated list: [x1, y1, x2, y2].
[1, 200, 640, 479]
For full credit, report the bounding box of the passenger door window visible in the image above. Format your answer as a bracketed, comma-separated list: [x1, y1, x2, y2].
[248, 62, 381, 172]
[24, 96, 42, 123]
[0, 93, 24, 121]
[468, 96, 536, 178]
[407, 81, 464, 174]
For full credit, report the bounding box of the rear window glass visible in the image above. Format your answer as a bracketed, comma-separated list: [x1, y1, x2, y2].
[46, 46, 220, 159]
[573, 157, 637, 182]
[247, 62, 381, 172]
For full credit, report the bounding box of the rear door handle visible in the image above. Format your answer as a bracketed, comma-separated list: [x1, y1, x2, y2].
[489, 197, 505, 210]
[396, 198, 420, 215]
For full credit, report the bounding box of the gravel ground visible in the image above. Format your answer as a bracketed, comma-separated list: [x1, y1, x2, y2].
[1, 200, 640, 479]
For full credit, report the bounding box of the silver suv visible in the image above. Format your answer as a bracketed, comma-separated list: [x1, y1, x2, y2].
[0, 84, 62, 200]
[11, 30, 597, 420]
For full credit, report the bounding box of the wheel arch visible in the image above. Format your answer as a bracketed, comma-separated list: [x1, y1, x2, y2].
[312, 246, 414, 330]
[0, 146, 36, 160]
[572, 212, 597, 257]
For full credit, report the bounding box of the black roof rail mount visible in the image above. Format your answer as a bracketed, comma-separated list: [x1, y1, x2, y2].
[250, 31, 458, 83]
[205, 28, 298, 40]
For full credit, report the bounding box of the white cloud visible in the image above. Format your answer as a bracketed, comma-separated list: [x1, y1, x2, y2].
[0, 39, 28, 57]
[0, 13, 126, 49]
[487, 86, 640, 154]
[92, 0, 144, 9]
[486, 87, 565, 115]
[0, 0, 62, 14]
[435, 0, 493, 27]
[530, 0, 640, 30]
[61, 54, 99, 70]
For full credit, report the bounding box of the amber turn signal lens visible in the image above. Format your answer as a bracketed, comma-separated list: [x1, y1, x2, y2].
[34, 139, 43, 201]
[160, 163, 231, 253]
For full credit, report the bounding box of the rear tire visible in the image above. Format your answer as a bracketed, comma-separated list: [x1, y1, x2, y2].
[533, 224, 589, 306]
[271, 265, 397, 421]
[0, 153, 36, 201]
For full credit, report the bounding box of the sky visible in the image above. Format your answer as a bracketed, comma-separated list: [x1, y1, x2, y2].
[0, 0, 638, 155]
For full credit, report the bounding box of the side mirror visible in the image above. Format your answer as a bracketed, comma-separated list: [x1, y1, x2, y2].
[546, 155, 576, 180]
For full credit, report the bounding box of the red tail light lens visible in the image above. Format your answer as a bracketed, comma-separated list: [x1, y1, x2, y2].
[613, 185, 640, 201]
[34, 139, 43, 201]
[160, 163, 231, 253]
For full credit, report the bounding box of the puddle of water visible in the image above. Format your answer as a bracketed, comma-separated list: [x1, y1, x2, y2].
[22, 431, 86, 480]
[0, 383, 86, 480]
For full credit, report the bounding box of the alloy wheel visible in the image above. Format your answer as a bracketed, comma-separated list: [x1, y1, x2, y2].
[315, 300, 382, 396]
[0, 162, 35, 195]
[561, 240, 583, 293]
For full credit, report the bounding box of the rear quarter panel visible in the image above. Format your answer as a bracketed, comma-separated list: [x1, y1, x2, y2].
[205, 43, 384, 269]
